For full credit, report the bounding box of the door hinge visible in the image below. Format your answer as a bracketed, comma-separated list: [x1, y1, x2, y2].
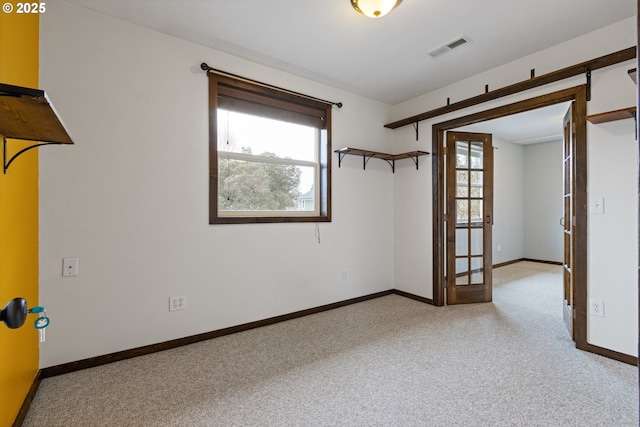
[443, 147, 447, 155]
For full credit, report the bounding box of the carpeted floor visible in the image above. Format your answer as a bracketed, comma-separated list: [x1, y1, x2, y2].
[23, 262, 639, 426]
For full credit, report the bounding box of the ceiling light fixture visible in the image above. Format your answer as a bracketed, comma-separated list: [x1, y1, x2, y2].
[351, 0, 402, 18]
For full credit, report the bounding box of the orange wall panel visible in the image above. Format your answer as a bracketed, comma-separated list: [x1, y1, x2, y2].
[0, 3, 40, 425]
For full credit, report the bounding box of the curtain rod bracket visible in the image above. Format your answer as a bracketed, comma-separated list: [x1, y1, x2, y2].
[200, 62, 343, 109]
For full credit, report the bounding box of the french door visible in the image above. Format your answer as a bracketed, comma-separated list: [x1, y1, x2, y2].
[445, 131, 494, 304]
[562, 103, 575, 338]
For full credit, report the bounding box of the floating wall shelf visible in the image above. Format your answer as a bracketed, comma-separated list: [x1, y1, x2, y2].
[628, 68, 637, 85]
[586, 107, 636, 124]
[334, 147, 430, 173]
[0, 82, 74, 173]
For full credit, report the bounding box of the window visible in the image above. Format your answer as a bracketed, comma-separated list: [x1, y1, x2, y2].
[207, 72, 332, 224]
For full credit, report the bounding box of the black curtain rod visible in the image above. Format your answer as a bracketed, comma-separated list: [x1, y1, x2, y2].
[200, 63, 343, 109]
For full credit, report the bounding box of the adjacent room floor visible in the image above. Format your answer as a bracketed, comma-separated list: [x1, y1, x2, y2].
[23, 262, 639, 426]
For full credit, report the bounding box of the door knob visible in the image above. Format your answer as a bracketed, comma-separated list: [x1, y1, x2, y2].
[0, 298, 27, 329]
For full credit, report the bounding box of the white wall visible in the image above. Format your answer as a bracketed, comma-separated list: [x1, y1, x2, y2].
[392, 149, 432, 298]
[524, 140, 564, 262]
[587, 71, 638, 356]
[491, 137, 525, 264]
[392, 17, 638, 356]
[39, 0, 395, 367]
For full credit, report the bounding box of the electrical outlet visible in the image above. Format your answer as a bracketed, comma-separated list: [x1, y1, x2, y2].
[340, 269, 348, 281]
[169, 296, 187, 312]
[590, 299, 605, 317]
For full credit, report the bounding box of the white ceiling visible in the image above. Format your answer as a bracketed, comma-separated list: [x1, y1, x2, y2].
[65, 0, 634, 105]
[457, 102, 571, 144]
[62, 0, 634, 143]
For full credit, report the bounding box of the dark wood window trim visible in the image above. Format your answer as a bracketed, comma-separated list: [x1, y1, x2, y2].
[208, 73, 332, 224]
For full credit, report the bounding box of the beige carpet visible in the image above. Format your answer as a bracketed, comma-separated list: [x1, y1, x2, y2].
[23, 262, 639, 426]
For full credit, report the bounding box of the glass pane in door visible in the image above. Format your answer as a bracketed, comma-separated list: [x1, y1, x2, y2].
[470, 257, 484, 284]
[470, 228, 483, 256]
[456, 229, 469, 256]
[456, 141, 469, 168]
[470, 141, 484, 168]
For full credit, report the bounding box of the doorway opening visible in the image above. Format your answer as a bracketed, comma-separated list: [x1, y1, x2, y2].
[432, 85, 588, 348]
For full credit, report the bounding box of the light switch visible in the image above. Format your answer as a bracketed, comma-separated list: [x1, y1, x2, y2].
[591, 197, 604, 214]
[62, 257, 79, 277]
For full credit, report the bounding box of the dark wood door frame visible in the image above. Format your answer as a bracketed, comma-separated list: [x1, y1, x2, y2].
[636, 0, 640, 394]
[432, 85, 589, 350]
[562, 105, 576, 339]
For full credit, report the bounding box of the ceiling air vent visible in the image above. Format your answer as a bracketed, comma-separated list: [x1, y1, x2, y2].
[428, 35, 469, 58]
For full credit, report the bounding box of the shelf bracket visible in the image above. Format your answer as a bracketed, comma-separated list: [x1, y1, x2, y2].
[363, 154, 375, 170]
[3, 137, 64, 174]
[337, 151, 347, 168]
[408, 154, 421, 171]
[382, 159, 395, 173]
[412, 121, 419, 141]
